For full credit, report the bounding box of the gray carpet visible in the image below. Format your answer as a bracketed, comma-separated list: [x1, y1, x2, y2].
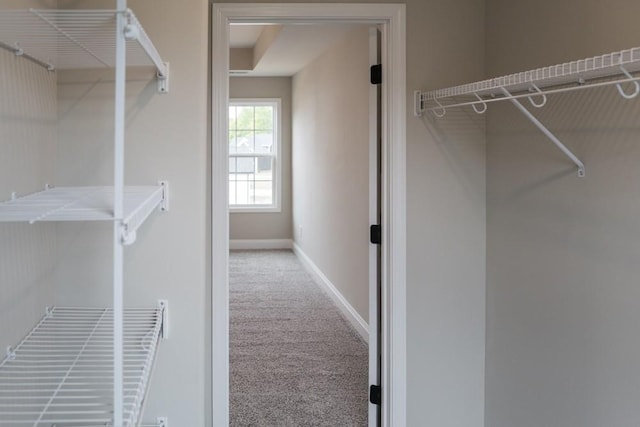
[230, 250, 368, 426]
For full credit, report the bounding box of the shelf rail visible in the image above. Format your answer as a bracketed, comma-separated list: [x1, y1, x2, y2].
[414, 47, 640, 177]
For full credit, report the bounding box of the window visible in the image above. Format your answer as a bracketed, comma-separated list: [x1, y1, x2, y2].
[228, 99, 280, 212]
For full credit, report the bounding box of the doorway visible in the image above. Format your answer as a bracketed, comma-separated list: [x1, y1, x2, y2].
[211, 4, 407, 427]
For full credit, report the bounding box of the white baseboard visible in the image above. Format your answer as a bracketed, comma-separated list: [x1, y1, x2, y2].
[292, 243, 369, 343]
[229, 239, 293, 250]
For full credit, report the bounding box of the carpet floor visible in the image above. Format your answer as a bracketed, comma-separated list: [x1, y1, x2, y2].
[230, 249, 369, 426]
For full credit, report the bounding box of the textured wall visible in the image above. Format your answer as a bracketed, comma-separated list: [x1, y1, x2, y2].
[229, 77, 293, 240]
[485, 1, 640, 426]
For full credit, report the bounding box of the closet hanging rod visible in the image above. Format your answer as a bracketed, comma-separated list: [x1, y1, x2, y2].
[419, 73, 640, 113]
[415, 46, 640, 116]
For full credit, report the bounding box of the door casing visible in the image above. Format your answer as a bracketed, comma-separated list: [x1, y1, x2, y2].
[210, 3, 407, 426]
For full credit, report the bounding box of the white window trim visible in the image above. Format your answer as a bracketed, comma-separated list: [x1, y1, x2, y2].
[228, 98, 282, 213]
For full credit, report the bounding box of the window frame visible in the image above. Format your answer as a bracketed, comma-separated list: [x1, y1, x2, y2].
[228, 98, 281, 213]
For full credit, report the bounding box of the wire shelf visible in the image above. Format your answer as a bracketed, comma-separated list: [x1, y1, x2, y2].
[0, 185, 163, 222]
[0, 306, 164, 427]
[0, 9, 167, 77]
[420, 46, 640, 102]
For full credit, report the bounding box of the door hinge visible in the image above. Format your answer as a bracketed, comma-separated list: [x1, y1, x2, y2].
[370, 384, 381, 405]
[370, 64, 382, 85]
[370, 224, 381, 245]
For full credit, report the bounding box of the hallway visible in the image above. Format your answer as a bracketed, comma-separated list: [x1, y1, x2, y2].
[229, 250, 368, 426]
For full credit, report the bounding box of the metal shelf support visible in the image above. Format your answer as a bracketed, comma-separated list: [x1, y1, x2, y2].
[500, 87, 585, 178]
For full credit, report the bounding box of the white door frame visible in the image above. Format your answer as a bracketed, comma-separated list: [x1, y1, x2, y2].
[211, 4, 406, 426]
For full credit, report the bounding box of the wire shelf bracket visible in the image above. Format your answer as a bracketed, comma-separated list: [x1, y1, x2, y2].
[415, 46, 640, 177]
[159, 299, 169, 340]
[500, 86, 585, 178]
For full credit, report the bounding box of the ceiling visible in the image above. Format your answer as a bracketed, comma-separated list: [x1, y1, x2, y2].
[229, 23, 365, 76]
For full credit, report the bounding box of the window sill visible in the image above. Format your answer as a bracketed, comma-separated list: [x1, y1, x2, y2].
[229, 206, 281, 214]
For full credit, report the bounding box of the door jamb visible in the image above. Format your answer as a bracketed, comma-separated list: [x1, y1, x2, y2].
[210, 4, 406, 426]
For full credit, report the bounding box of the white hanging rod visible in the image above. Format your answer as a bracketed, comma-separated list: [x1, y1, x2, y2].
[0, 8, 168, 90]
[416, 73, 640, 114]
[417, 46, 640, 108]
[414, 46, 640, 177]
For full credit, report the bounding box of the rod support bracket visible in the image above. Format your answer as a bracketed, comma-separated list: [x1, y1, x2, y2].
[157, 62, 170, 94]
[413, 90, 424, 117]
[500, 87, 586, 178]
[158, 300, 169, 339]
[157, 417, 168, 427]
[121, 227, 137, 246]
[5, 346, 15, 361]
[124, 24, 140, 41]
[159, 180, 169, 212]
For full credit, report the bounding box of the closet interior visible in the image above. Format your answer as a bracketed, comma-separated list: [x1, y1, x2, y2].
[0, 3, 169, 426]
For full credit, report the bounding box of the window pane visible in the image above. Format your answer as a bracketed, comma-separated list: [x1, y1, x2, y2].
[255, 106, 273, 130]
[236, 106, 254, 130]
[229, 131, 238, 154]
[229, 106, 237, 130]
[228, 156, 274, 206]
[254, 180, 273, 205]
[256, 156, 273, 174]
[235, 176, 251, 205]
[229, 181, 236, 205]
[236, 133, 255, 153]
[237, 157, 255, 174]
[254, 131, 273, 154]
[255, 157, 274, 205]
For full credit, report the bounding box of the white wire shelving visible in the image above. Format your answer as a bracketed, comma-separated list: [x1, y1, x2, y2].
[0, 184, 169, 245]
[415, 47, 640, 177]
[0, 304, 168, 427]
[1, 1, 170, 425]
[0, 8, 169, 93]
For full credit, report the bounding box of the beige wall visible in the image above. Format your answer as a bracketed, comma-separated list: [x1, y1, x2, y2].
[291, 26, 370, 322]
[406, 1, 486, 425]
[229, 77, 292, 240]
[51, 0, 209, 425]
[0, 42, 57, 356]
[485, 1, 640, 426]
